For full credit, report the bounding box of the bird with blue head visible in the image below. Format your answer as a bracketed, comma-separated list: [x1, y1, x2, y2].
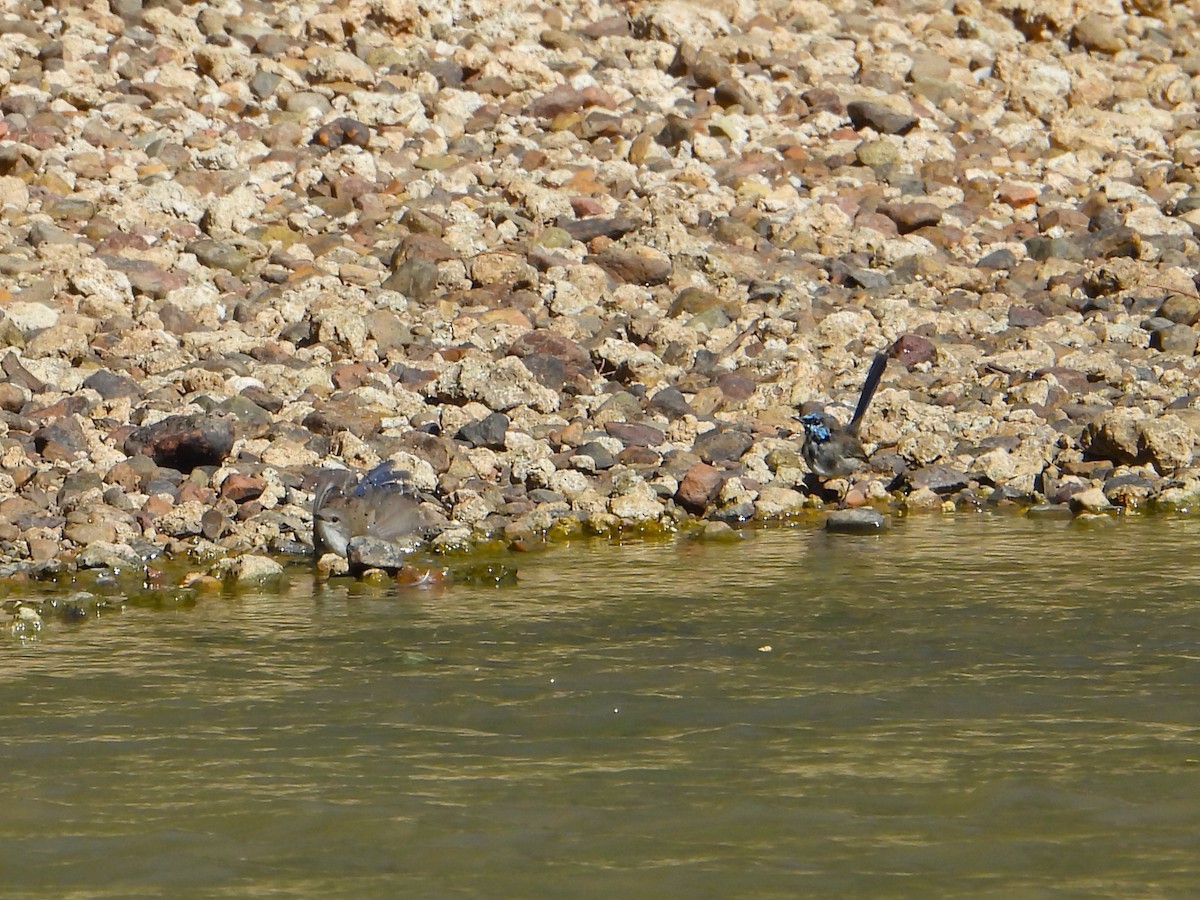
[798, 350, 890, 480]
[312, 460, 426, 558]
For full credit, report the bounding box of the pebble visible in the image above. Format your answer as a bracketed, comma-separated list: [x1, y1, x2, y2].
[825, 509, 887, 534]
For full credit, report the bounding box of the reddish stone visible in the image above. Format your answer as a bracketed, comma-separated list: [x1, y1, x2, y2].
[892, 333, 936, 369]
[220, 474, 266, 503]
[141, 495, 174, 517]
[998, 182, 1039, 207]
[332, 362, 373, 390]
[570, 196, 605, 217]
[177, 481, 215, 505]
[676, 463, 725, 513]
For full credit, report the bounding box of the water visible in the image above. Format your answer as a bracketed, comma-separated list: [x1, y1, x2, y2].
[3, 515, 1200, 897]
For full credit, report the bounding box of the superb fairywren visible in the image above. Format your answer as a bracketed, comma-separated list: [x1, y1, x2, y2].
[798, 351, 889, 479]
[312, 460, 425, 558]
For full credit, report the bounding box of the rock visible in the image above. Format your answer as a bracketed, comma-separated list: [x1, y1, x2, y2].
[1149, 324, 1197, 355]
[346, 535, 417, 571]
[219, 474, 265, 502]
[457, 412, 510, 449]
[1068, 487, 1112, 515]
[676, 463, 724, 513]
[76, 540, 144, 572]
[431, 357, 559, 413]
[1159, 293, 1200, 325]
[692, 429, 753, 464]
[1084, 410, 1195, 472]
[754, 485, 805, 517]
[574, 441, 616, 470]
[604, 422, 664, 446]
[825, 508, 887, 533]
[33, 417, 89, 460]
[903, 487, 945, 513]
[585, 247, 672, 285]
[905, 464, 969, 494]
[1140, 416, 1196, 472]
[1074, 14, 1124, 54]
[125, 415, 236, 472]
[892, 333, 935, 369]
[609, 480, 665, 520]
[647, 386, 694, 419]
[1026, 503, 1074, 520]
[1008, 306, 1047, 328]
[83, 369, 144, 400]
[846, 100, 917, 135]
[213, 554, 284, 583]
[878, 201, 942, 234]
[697, 520, 742, 541]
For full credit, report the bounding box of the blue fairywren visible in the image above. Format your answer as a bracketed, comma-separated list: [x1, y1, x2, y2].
[312, 460, 425, 558]
[798, 351, 889, 479]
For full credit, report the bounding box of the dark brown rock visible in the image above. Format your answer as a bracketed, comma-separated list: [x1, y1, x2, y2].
[692, 428, 753, 463]
[585, 247, 672, 285]
[892, 333, 936, 369]
[2, 352, 46, 393]
[715, 372, 756, 401]
[647, 386, 694, 419]
[1008, 306, 1048, 328]
[508, 329, 593, 370]
[33, 417, 87, 459]
[904, 464, 969, 494]
[0, 382, 24, 412]
[124, 414, 236, 472]
[846, 100, 918, 135]
[878, 201, 942, 234]
[604, 421, 664, 446]
[559, 215, 639, 243]
[83, 369, 143, 400]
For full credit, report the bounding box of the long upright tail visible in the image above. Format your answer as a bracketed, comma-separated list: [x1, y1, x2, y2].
[848, 351, 889, 435]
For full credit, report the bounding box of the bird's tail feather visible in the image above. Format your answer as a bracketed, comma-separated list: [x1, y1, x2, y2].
[848, 351, 889, 434]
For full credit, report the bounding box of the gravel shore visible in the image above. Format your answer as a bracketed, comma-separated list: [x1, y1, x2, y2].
[3, 0, 1200, 585]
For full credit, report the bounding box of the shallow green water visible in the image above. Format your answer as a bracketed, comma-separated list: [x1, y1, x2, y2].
[3, 515, 1200, 897]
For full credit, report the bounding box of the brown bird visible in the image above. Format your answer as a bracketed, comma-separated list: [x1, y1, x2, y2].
[312, 461, 425, 558]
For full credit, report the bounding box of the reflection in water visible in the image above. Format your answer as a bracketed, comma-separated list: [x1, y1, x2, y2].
[3, 515, 1200, 897]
